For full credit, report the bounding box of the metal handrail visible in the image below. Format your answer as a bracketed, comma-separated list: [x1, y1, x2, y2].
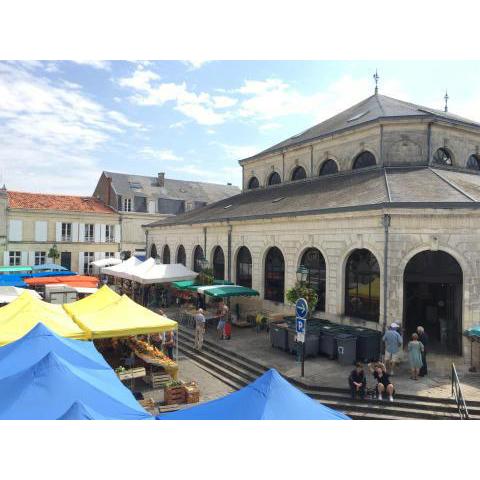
[451, 363, 469, 419]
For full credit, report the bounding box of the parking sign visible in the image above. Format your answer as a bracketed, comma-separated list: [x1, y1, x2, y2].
[295, 298, 308, 343]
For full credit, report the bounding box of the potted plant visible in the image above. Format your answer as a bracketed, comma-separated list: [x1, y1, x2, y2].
[47, 243, 60, 264]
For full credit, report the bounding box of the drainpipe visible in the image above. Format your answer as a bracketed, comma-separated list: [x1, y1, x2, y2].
[427, 122, 432, 165]
[382, 213, 391, 333]
[145, 228, 148, 258]
[227, 223, 232, 282]
[203, 226, 207, 258]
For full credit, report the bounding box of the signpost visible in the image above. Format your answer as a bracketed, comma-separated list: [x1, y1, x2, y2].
[295, 298, 308, 377]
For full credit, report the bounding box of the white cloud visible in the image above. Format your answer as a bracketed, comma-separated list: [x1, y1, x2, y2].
[0, 62, 141, 193]
[70, 60, 111, 70]
[140, 147, 183, 162]
[183, 60, 209, 70]
[213, 142, 260, 161]
[212, 95, 238, 108]
[168, 163, 241, 186]
[169, 120, 189, 129]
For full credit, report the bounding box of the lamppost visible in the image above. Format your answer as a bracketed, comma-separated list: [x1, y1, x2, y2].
[296, 265, 308, 284]
[198, 255, 209, 272]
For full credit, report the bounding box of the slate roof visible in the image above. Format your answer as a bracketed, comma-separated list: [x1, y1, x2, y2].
[103, 171, 240, 203]
[241, 94, 480, 163]
[146, 166, 480, 228]
[7, 191, 115, 214]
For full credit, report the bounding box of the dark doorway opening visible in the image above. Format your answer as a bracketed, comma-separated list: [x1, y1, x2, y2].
[403, 251, 463, 355]
[60, 251, 71, 271]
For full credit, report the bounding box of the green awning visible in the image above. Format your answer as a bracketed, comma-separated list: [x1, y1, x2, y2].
[464, 326, 480, 338]
[198, 285, 259, 298]
[0, 266, 33, 274]
[172, 279, 234, 291]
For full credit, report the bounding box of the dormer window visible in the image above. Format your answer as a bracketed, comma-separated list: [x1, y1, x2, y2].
[353, 151, 376, 170]
[123, 198, 132, 212]
[129, 181, 142, 191]
[291, 166, 307, 181]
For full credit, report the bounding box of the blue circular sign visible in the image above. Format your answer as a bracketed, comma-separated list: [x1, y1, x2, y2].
[295, 298, 308, 319]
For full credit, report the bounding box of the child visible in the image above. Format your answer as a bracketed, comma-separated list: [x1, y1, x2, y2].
[224, 319, 232, 340]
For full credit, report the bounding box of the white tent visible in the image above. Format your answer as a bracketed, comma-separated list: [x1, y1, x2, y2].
[90, 258, 122, 268]
[101, 256, 142, 279]
[124, 257, 156, 280]
[0, 287, 42, 304]
[131, 262, 198, 285]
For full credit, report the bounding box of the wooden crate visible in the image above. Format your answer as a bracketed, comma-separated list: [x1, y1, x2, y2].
[158, 404, 180, 414]
[116, 367, 146, 381]
[138, 398, 157, 415]
[165, 386, 186, 405]
[183, 383, 200, 404]
[143, 372, 171, 389]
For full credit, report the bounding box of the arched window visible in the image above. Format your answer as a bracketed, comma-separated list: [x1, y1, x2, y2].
[193, 245, 204, 273]
[467, 154, 480, 170]
[345, 249, 380, 321]
[291, 166, 307, 181]
[162, 245, 170, 264]
[176, 245, 186, 266]
[212, 246, 225, 280]
[300, 248, 326, 311]
[433, 147, 453, 166]
[150, 244, 157, 259]
[353, 151, 376, 170]
[248, 177, 260, 189]
[236, 246, 252, 288]
[264, 247, 285, 303]
[268, 171, 281, 186]
[319, 159, 338, 176]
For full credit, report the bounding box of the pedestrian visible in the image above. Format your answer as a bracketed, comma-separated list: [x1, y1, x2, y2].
[348, 362, 367, 399]
[194, 308, 206, 350]
[408, 333, 424, 380]
[369, 362, 395, 402]
[216, 301, 229, 340]
[224, 318, 232, 340]
[417, 326, 428, 376]
[382, 323, 403, 376]
[164, 330, 175, 360]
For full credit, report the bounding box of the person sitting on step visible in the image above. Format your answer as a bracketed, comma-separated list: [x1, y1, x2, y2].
[348, 362, 367, 400]
[369, 362, 395, 402]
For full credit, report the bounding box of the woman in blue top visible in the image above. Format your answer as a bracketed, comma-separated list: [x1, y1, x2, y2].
[407, 333, 424, 381]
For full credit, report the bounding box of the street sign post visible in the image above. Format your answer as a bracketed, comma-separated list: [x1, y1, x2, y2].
[295, 298, 308, 377]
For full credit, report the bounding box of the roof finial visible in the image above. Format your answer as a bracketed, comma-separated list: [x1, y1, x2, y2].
[373, 69, 379, 95]
[444, 90, 449, 112]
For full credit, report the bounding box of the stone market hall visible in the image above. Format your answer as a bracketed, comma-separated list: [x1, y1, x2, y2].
[145, 87, 480, 364]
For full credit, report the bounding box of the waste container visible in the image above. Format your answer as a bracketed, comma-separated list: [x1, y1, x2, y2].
[287, 328, 297, 354]
[353, 329, 381, 362]
[319, 326, 340, 359]
[336, 333, 357, 366]
[270, 324, 288, 351]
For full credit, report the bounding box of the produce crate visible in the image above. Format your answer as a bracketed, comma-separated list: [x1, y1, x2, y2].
[138, 398, 157, 415]
[116, 367, 146, 381]
[143, 372, 171, 389]
[158, 404, 180, 414]
[165, 385, 186, 405]
[183, 382, 200, 404]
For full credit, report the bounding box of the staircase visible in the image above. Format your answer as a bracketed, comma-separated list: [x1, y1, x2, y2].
[178, 326, 480, 420]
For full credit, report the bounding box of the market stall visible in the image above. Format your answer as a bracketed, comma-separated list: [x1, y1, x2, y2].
[0, 286, 42, 305]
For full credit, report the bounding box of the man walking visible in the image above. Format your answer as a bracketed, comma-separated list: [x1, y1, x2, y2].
[417, 325, 428, 376]
[382, 323, 403, 376]
[194, 308, 206, 350]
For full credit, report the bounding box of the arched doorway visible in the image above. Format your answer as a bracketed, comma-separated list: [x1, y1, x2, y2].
[291, 166, 306, 181]
[264, 247, 284, 302]
[193, 245, 204, 273]
[300, 248, 326, 311]
[150, 244, 157, 259]
[403, 250, 463, 354]
[212, 246, 225, 280]
[345, 249, 380, 321]
[162, 245, 170, 264]
[268, 171, 281, 186]
[176, 245, 186, 266]
[236, 246, 252, 288]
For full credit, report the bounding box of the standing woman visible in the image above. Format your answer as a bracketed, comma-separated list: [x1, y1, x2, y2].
[408, 333, 424, 380]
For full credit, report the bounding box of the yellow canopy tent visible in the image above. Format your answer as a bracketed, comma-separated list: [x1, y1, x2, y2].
[72, 294, 178, 339]
[0, 292, 86, 346]
[63, 284, 121, 321]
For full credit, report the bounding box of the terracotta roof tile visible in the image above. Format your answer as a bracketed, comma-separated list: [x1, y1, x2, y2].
[7, 191, 115, 214]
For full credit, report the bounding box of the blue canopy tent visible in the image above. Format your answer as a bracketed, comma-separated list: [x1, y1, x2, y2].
[27, 270, 76, 278]
[0, 275, 27, 288]
[31, 263, 67, 272]
[0, 324, 151, 420]
[158, 369, 350, 420]
[0, 323, 110, 379]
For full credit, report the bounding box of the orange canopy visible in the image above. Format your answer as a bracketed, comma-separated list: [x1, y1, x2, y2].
[24, 275, 99, 288]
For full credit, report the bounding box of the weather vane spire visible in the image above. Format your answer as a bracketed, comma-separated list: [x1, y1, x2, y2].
[373, 69, 379, 95]
[444, 90, 449, 113]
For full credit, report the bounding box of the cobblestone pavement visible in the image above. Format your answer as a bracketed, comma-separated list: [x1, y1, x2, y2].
[192, 323, 480, 401]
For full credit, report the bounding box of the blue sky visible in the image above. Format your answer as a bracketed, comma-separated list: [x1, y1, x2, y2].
[2, 60, 480, 195]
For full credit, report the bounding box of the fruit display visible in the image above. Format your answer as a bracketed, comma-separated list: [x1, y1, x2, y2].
[129, 338, 177, 367]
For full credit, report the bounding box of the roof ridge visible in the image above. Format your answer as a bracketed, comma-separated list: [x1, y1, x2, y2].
[8, 191, 101, 200]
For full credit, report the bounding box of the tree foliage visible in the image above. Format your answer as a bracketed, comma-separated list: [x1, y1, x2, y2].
[286, 282, 318, 315]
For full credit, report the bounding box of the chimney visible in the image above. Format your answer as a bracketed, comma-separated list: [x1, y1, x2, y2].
[157, 172, 165, 187]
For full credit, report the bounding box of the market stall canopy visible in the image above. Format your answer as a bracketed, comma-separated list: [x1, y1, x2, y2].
[0, 275, 28, 288]
[0, 265, 32, 274]
[172, 279, 233, 291]
[197, 285, 259, 298]
[131, 262, 198, 284]
[29, 270, 76, 278]
[58, 401, 111, 420]
[31, 263, 67, 272]
[158, 369, 350, 420]
[0, 292, 86, 346]
[90, 258, 122, 268]
[64, 285, 121, 321]
[464, 325, 480, 339]
[72, 294, 178, 339]
[25, 275, 98, 288]
[0, 323, 110, 380]
[0, 351, 151, 420]
[101, 256, 142, 279]
[0, 286, 41, 304]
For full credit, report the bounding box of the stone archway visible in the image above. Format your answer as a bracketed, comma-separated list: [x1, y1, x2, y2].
[403, 250, 463, 355]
